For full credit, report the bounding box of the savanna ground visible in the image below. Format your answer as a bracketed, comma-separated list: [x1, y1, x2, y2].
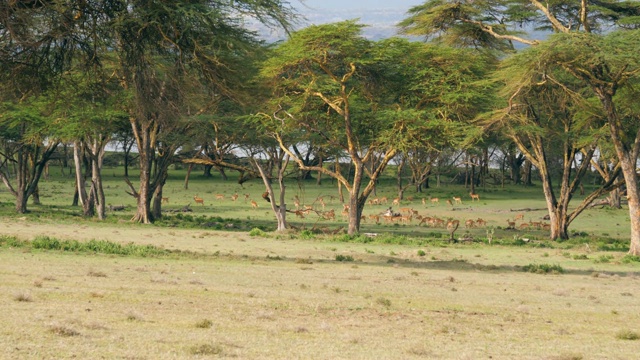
[1, 166, 639, 359]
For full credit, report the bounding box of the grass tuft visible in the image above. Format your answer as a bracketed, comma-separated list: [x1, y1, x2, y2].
[189, 344, 223, 355]
[616, 330, 640, 340]
[49, 324, 80, 337]
[13, 292, 33, 302]
[195, 319, 213, 329]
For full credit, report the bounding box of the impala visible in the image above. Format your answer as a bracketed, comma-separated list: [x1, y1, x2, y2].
[470, 193, 480, 201]
[453, 196, 462, 204]
[430, 197, 439, 204]
[193, 195, 205, 205]
[506, 219, 516, 229]
[231, 193, 239, 201]
[250, 200, 258, 209]
[161, 197, 169, 204]
[514, 213, 525, 221]
[465, 219, 475, 228]
[215, 194, 225, 200]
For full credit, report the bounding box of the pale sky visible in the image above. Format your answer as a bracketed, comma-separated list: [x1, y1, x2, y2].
[296, 0, 424, 10]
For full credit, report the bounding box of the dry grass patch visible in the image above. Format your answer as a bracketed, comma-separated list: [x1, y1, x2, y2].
[48, 323, 80, 337]
[13, 291, 33, 302]
[189, 343, 223, 356]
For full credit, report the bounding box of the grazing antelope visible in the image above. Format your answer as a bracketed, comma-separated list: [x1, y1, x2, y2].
[343, 204, 350, 211]
[294, 198, 301, 209]
[475, 218, 486, 227]
[368, 214, 380, 224]
[430, 197, 439, 204]
[370, 198, 380, 205]
[341, 209, 349, 219]
[294, 210, 306, 218]
[392, 197, 401, 206]
[506, 219, 516, 229]
[380, 196, 388, 204]
[514, 213, 525, 221]
[418, 216, 432, 226]
[432, 217, 445, 228]
[399, 207, 412, 215]
[447, 219, 460, 232]
[529, 221, 542, 229]
[519, 222, 530, 230]
[231, 193, 239, 201]
[323, 209, 335, 220]
[400, 215, 413, 224]
[244, 193, 250, 202]
[470, 192, 480, 201]
[215, 194, 225, 200]
[161, 197, 169, 204]
[453, 196, 462, 204]
[542, 223, 551, 231]
[446, 199, 453, 206]
[250, 200, 258, 209]
[465, 219, 475, 228]
[193, 195, 204, 206]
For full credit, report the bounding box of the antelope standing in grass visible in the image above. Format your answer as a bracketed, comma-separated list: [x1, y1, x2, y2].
[193, 195, 204, 206]
[470, 193, 480, 201]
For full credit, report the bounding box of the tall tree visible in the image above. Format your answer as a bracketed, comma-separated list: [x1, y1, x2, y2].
[401, 0, 640, 254]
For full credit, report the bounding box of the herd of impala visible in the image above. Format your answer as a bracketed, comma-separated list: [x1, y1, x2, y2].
[182, 191, 549, 231]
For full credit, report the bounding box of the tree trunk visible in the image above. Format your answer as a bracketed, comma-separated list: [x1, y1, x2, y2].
[74, 142, 94, 217]
[15, 191, 27, 214]
[608, 187, 621, 209]
[184, 164, 193, 190]
[347, 161, 364, 235]
[130, 121, 154, 224]
[599, 92, 640, 255]
[92, 143, 107, 220]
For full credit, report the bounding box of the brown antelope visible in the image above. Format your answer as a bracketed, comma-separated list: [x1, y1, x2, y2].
[421, 198, 426, 205]
[370, 198, 380, 205]
[529, 221, 542, 229]
[231, 193, 239, 201]
[161, 197, 169, 204]
[343, 204, 350, 211]
[341, 209, 349, 219]
[418, 216, 432, 226]
[506, 219, 516, 229]
[514, 213, 525, 221]
[453, 196, 462, 204]
[470, 192, 480, 201]
[319, 198, 326, 210]
[399, 207, 412, 215]
[215, 194, 225, 200]
[542, 223, 551, 231]
[400, 215, 412, 224]
[323, 209, 335, 220]
[193, 195, 204, 206]
[519, 222, 530, 230]
[380, 196, 388, 204]
[368, 214, 380, 224]
[294, 210, 306, 218]
[446, 199, 453, 206]
[475, 218, 486, 227]
[392, 197, 400, 206]
[433, 217, 445, 228]
[465, 219, 475, 228]
[244, 193, 250, 202]
[294, 198, 301, 209]
[250, 200, 258, 209]
[430, 197, 439, 204]
[447, 219, 460, 230]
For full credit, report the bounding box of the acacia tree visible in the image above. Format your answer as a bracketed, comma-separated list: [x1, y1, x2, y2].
[487, 56, 622, 239]
[402, 0, 640, 253]
[260, 21, 491, 234]
[0, 101, 58, 213]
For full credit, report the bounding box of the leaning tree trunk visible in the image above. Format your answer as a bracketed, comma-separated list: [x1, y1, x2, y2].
[73, 142, 95, 217]
[600, 93, 640, 255]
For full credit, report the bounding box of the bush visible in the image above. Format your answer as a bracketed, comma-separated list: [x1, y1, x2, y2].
[249, 228, 267, 237]
[522, 263, 565, 274]
[335, 254, 354, 262]
[616, 330, 640, 340]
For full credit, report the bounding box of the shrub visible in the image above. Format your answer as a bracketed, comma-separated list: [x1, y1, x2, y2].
[417, 250, 426, 257]
[522, 263, 565, 274]
[195, 319, 213, 329]
[249, 228, 267, 237]
[335, 254, 354, 262]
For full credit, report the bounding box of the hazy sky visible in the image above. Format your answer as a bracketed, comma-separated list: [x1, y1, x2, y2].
[296, 0, 424, 10]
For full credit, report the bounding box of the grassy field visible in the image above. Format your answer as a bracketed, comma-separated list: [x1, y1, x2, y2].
[0, 166, 639, 359]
